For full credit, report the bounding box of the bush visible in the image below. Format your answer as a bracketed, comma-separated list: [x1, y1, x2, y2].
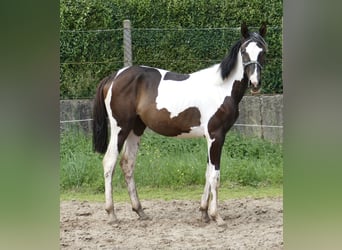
[60, 0, 283, 99]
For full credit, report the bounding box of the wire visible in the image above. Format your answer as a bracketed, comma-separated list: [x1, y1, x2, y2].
[59, 118, 283, 129]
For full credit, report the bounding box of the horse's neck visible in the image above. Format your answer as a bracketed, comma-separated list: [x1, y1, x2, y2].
[191, 64, 222, 85]
[190, 53, 246, 102]
[221, 53, 246, 102]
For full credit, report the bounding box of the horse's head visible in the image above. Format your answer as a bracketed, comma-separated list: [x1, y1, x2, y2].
[240, 23, 267, 94]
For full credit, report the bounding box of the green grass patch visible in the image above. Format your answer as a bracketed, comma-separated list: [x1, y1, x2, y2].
[60, 130, 283, 193]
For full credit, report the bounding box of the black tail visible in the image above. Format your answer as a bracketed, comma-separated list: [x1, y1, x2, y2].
[92, 76, 110, 154]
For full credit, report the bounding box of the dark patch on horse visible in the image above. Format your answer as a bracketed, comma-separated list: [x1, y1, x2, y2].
[133, 115, 146, 137]
[140, 106, 201, 137]
[231, 79, 249, 104]
[160, 107, 201, 136]
[209, 135, 225, 170]
[207, 96, 238, 169]
[163, 71, 190, 81]
[108, 66, 162, 150]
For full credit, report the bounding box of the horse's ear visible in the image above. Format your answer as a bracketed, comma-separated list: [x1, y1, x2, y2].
[241, 22, 249, 38]
[259, 22, 267, 37]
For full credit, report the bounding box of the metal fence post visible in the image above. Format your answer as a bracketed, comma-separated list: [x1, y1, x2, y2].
[123, 19, 132, 67]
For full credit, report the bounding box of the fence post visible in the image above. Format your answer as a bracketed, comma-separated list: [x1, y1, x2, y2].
[123, 19, 132, 67]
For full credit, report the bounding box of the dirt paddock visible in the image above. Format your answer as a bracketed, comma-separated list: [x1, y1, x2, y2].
[60, 197, 283, 249]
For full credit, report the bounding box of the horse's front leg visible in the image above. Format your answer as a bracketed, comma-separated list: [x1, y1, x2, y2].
[202, 135, 226, 226]
[208, 166, 224, 226]
[200, 161, 211, 223]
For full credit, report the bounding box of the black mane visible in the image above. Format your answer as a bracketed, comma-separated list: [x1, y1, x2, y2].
[220, 40, 242, 79]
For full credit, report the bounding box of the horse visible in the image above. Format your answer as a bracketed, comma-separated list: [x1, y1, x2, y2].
[92, 23, 267, 226]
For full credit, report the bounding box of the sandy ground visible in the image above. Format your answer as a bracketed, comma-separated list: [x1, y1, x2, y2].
[60, 197, 283, 249]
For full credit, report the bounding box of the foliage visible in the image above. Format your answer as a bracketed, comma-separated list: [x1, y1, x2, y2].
[60, 130, 283, 192]
[60, 129, 104, 192]
[60, 0, 283, 99]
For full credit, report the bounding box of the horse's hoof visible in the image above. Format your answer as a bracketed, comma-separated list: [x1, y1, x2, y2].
[108, 218, 119, 225]
[215, 216, 226, 227]
[139, 216, 150, 221]
[217, 220, 226, 227]
[107, 213, 118, 225]
[201, 212, 210, 223]
[138, 213, 151, 221]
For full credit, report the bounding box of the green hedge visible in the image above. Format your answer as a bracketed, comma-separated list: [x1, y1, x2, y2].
[60, 0, 283, 99]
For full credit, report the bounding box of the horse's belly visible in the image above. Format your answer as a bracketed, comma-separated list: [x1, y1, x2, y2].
[148, 124, 205, 138]
[139, 104, 206, 138]
[175, 126, 205, 138]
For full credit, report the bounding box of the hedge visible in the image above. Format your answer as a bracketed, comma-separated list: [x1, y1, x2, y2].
[60, 0, 283, 99]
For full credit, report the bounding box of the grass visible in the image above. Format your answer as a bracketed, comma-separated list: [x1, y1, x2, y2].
[60, 130, 283, 196]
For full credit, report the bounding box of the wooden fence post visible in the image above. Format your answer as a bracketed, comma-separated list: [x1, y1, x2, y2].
[123, 19, 132, 67]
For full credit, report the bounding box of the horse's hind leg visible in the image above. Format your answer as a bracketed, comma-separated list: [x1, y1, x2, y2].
[103, 124, 121, 224]
[120, 131, 149, 220]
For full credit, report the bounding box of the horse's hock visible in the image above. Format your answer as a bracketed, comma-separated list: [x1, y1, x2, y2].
[59, 95, 283, 143]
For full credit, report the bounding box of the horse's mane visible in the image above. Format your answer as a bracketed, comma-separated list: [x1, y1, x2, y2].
[219, 40, 242, 79]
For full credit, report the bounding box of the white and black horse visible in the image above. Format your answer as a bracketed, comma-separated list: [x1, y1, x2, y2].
[93, 23, 267, 225]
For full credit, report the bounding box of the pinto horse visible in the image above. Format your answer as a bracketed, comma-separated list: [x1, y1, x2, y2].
[93, 23, 267, 225]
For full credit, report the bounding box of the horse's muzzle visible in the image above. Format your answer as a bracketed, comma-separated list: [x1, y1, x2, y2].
[249, 80, 261, 94]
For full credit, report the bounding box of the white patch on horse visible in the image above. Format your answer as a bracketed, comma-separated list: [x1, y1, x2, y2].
[155, 59, 244, 136]
[103, 82, 122, 222]
[200, 134, 215, 215]
[245, 42, 262, 85]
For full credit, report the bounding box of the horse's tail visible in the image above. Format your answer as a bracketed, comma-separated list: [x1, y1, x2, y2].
[92, 76, 110, 154]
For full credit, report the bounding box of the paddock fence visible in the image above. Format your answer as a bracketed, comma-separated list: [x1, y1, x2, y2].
[60, 20, 283, 143]
[60, 20, 282, 99]
[60, 94, 283, 143]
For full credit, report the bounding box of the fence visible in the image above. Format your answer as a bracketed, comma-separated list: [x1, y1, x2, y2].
[60, 95, 283, 143]
[60, 20, 282, 99]
[60, 20, 283, 142]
